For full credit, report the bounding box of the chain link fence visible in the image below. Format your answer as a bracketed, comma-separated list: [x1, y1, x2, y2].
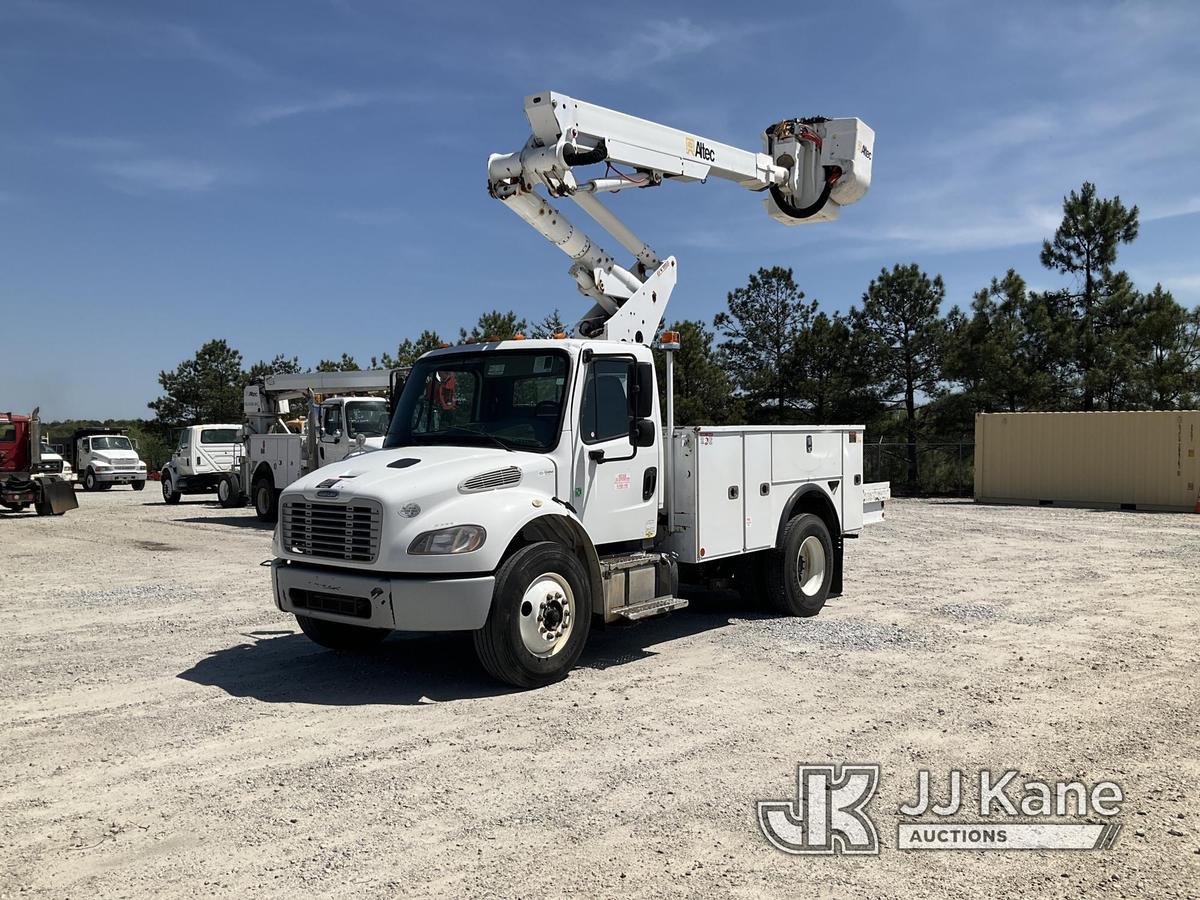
[863, 441, 975, 496]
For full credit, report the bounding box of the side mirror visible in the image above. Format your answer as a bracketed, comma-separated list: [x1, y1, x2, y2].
[632, 418, 656, 447]
[634, 362, 655, 419]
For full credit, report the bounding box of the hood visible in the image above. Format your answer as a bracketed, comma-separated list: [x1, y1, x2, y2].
[92, 451, 141, 463]
[287, 444, 554, 501]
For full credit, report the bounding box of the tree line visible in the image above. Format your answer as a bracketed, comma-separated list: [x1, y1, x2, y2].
[134, 181, 1197, 488]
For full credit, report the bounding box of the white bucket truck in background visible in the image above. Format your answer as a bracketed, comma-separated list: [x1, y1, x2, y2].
[240, 369, 405, 522]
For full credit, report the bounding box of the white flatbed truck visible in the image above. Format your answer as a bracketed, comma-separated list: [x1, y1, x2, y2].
[270, 91, 888, 687]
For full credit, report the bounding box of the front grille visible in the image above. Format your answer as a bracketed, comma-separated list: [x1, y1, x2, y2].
[113, 461, 140, 471]
[459, 466, 522, 493]
[281, 499, 382, 563]
[289, 588, 371, 619]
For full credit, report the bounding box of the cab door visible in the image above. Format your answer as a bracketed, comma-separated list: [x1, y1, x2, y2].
[318, 402, 344, 465]
[571, 354, 659, 546]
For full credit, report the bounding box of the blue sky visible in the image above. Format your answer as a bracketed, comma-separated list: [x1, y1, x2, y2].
[3, 0, 1199, 419]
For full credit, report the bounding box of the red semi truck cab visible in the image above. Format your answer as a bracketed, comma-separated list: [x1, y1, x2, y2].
[0, 410, 78, 516]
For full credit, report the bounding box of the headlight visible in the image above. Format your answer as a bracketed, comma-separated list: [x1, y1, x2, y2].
[408, 525, 486, 555]
[137, 462, 147, 469]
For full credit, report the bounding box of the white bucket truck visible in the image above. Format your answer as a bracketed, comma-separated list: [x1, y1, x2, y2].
[270, 91, 888, 687]
[241, 369, 403, 522]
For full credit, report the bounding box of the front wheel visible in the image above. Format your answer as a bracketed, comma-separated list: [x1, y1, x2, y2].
[83, 469, 100, 492]
[473, 541, 592, 689]
[131, 480, 145, 491]
[765, 513, 834, 617]
[252, 476, 279, 523]
[296, 615, 390, 650]
[217, 474, 243, 508]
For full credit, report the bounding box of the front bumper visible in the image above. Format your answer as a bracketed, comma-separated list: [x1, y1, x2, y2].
[272, 560, 494, 631]
[95, 470, 145, 483]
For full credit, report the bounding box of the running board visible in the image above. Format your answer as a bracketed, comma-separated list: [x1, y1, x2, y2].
[614, 595, 688, 621]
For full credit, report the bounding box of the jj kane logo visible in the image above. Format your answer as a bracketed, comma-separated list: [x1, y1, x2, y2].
[685, 136, 716, 162]
[757, 764, 1124, 855]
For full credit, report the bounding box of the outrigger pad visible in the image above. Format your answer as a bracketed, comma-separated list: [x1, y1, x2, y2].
[42, 479, 79, 514]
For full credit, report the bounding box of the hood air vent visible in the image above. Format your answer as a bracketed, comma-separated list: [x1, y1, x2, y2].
[459, 466, 522, 493]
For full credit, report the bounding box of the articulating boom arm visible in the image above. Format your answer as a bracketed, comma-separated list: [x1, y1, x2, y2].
[487, 91, 874, 343]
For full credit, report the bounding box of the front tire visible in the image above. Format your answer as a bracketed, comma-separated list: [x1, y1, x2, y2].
[217, 474, 243, 508]
[131, 480, 145, 491]
[473, 541, 592, 689]
[83, 469, 99, 492]
[296, 614, 390, 650]
[765, 513, 834, 617]
[252, 476, 279, 523]
[161, 473, 181, 505]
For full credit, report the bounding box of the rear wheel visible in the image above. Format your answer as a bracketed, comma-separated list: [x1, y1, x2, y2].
[765, 513, 834, 617]
[161, 473, 181, 505]
[3, 502, 30, 512]
[473, 542, 592, 688]
[296, 614, 390, 650]
[253, 476, 279, 523]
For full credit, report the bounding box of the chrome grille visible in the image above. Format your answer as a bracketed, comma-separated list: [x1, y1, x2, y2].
[459, 466, 522, 493]
[113, 460, 140, 471]
[281, 498, 382, 563]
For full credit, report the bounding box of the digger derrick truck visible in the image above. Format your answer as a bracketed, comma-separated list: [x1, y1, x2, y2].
[0, 409, 79, 516]
[270, 91, 888, 687]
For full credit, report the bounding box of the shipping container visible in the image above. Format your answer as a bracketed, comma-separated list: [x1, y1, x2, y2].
[974, 411, 1200, 512]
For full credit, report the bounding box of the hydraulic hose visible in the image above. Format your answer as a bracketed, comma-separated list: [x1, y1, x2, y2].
[768, 171, 836, 220]
[563, 140, 607, 167]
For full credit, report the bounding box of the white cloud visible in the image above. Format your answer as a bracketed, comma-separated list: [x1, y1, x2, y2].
[242, 89, 433, 126]
[3, 1, 272, 81]
[95, 158, 224, 193]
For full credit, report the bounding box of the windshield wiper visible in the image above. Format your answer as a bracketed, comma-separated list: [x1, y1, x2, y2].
[443, 425, 514, 453]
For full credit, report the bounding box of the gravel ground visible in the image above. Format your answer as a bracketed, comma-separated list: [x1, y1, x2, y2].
[2, 491, 1198, 898]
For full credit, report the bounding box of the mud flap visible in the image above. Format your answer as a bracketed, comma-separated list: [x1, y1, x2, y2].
[41, 479, 79, 514]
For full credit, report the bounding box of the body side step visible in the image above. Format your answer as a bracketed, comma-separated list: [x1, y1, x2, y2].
[614, 595, 688, 621]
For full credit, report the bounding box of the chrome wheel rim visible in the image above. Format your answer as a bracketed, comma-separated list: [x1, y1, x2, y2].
[517, 572, 575, 658]
[161, 477, 171, 500]
[798, 535, 827, 597]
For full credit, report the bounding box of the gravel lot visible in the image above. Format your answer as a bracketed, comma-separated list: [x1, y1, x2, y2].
[2, 491, 1198, 898]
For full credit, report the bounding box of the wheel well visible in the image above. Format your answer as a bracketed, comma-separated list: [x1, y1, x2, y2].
[778, 485, 844, 597]
[499, 514, 604, 616]
[252, 463, 275, 487]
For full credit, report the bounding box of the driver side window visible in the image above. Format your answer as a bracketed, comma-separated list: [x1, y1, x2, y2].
[579, 358, 633, 444]
[322, 405, 342, 437]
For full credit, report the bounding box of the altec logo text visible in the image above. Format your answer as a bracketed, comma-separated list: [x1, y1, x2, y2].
[757, 764, 1124, 855]
[686, 136, 716, 162]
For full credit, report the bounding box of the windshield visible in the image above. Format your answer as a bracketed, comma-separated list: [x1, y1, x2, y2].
[90, 436, 133, 451]
[200, 428, 240, 444]
[346, 401, 390, 438]
[385, 350, 569, 452]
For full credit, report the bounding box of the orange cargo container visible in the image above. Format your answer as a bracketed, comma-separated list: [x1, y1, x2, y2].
[974, 411, 1200, 512]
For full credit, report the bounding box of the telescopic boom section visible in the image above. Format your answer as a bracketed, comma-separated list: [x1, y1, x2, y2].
[487, 91, 874, 344]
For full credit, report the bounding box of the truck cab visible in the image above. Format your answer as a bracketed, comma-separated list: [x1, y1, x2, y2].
[1, 410, 78, 515]
[73, 430, 148, 492]
[271, 339, 886, 688]
[160, 424, 243, 505]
